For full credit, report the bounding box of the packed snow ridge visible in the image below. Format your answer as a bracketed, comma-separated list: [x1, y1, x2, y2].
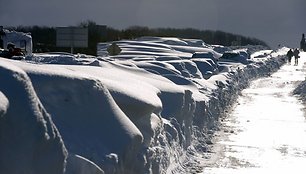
[293, 53, 306, 102]
[0, 37, 288, 174]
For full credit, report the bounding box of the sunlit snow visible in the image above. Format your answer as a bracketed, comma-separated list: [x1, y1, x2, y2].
[204, 53, 306, 174]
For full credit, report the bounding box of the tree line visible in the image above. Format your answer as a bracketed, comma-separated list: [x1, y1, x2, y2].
[8, 21, 269, 56]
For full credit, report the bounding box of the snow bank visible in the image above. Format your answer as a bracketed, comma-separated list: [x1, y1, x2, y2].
[294, 81, 306, 101]
[0, 37, 289, 174]
[293, 52, 306, 101]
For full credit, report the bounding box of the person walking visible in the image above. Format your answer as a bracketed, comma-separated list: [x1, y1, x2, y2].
[293, 48, 300, 66]
[286, 49, 293, 64]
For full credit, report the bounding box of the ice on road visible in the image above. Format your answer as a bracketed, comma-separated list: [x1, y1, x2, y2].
[204, 53, 306, 174]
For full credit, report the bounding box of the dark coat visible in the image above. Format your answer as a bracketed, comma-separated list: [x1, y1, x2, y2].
[287, 49, 293, 58]
[293, 49, 300, 58]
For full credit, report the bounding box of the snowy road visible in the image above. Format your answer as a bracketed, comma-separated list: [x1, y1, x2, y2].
[203, 53, 306, 173]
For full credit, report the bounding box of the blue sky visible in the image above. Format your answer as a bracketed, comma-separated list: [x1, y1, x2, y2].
[1, 0, 305, 48]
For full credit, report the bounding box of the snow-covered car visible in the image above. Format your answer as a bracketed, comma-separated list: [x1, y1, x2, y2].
[213, 45, 232, 54]
[134, 61, 181, 76]
[0, 48, 25, 60]
[191, 51, 214, 59]
[220, 51, 250, 64]
[237, 50, 250, 59]
[191, 51, 221, 63]
[164, 60, 202, 78]
[191, 58, 219, 79]
[0, 49, 9, 58]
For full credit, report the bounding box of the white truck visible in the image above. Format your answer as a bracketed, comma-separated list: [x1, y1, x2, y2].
[0, 26, 32, 58]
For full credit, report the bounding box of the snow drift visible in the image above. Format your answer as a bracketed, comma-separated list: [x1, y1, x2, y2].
[0, 37, 288, 174]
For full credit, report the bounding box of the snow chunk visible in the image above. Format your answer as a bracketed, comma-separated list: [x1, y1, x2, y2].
[0, 92, 9, 117]
[66, 154, 104, 174]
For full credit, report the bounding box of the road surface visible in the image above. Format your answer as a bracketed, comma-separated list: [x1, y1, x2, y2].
[203, 53, 306, 174]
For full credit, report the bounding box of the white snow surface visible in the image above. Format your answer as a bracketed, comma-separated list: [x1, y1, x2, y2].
[0, 37, 290, 174]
